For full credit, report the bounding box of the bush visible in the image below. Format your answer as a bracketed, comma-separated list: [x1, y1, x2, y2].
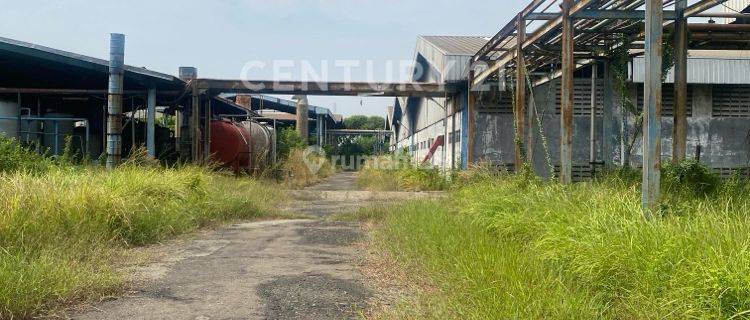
[662, 159, 721, 197]
[0, 136, 53, 174]
[276, 128, 306, 161]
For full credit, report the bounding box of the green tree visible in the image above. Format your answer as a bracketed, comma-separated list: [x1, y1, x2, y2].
[344, 115, 385, 130]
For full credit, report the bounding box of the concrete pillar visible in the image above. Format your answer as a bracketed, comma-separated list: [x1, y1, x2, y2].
[106, 33, 125, 169]
[560, 0, 574, 184]
[673, 0, 689, 163]
[294, 95, 309, 142]
[191, 90, 202, 164]
[515, 13, 527, 172]
[642, 0, 664, 214]
[146, 88, 156, 158]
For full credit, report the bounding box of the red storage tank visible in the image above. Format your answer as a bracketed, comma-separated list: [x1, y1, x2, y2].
[210, 120, 252, 168]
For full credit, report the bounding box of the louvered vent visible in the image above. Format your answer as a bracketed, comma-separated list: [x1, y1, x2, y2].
[713, 85, 750, 118]
[636, 84, 693, 117]
[477, 87, 514, 114]
[554, 79, 604, 116]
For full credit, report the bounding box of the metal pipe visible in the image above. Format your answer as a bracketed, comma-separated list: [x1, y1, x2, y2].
[106, 33, 125, 169]
[590, 63, 598, 175]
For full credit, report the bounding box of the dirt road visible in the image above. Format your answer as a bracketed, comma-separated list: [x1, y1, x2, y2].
[73, 172, 382, 320]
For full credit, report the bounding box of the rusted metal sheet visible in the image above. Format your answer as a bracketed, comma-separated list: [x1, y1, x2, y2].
[673, 0, 688, 163]
[106, 33, 125, 170]
[560, 0, 574, 184]
[514, 14, 526, 171]
[642, 0, 664, 214]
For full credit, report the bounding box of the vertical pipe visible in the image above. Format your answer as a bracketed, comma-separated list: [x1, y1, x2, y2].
[467, 71, 476, 165]
[515, 13, 527, 172]
[106, 33, 125, 169]
[147, 88, 156, 158]
[590, 63, 598, 174]
[560, 0, 574, 184]
[602, 63, 615, 168]
[642, 0, 664, 214]
[443, 97, 449, 173]
[673, 0, 688, 164]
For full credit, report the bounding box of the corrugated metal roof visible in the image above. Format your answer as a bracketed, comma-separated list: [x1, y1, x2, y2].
[418, 36, 489, 56]
[0, 36, 179, 82]
[631, 50, 750, 84]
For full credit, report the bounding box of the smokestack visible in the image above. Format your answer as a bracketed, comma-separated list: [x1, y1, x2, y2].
[294, 95, 309, 141]
[106, 33, 125, 169]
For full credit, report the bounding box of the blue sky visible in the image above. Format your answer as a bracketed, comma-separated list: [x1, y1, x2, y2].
[0, 0, 527, 116]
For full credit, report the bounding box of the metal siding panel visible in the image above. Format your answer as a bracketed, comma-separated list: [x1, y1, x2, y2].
[632, 57, 750, 84]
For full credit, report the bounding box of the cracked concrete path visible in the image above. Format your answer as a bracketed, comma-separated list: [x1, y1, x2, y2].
[72, 172, 438, 320]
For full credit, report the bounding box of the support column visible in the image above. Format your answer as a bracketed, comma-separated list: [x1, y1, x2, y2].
[602, 62, 616, 168]
[204, 97, 212, 162]
[467, 71, 476, 165]
[514, 13, 527, 172]
[295, 95, 309, 142]
[590, 63, 598, 174]
[178, 67, 197, 157]
[673, 0, 688, 164]
[560, 0, 574, 184]
[191, 88, 202, 164]
[642, 0, 664, 214]
[106, 33, 125, 169]
[146, 88, 156, 158]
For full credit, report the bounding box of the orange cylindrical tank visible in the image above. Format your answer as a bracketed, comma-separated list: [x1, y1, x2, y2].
[210, 120, 252, 168]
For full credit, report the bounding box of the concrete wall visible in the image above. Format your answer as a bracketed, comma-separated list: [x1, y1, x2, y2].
[473, 79, 750, 179]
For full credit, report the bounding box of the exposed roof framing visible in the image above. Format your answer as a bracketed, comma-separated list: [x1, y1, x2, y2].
[471, 0, 750, 87]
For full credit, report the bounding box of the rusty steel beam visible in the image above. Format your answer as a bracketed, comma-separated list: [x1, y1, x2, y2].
[685, 0, 729, 17]
[515, 13, 527, 172]
[602, 62, 616, 168]
[195, 79, 455, 97]
[673, 0, 688, 164]
[473, 0, 547, 63]
[560, 0, 575, 185]
[642, 0, 664, 215]
[473, 0, 598, 87]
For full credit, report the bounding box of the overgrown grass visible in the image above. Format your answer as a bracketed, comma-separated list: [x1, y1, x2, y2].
[0, 139, 284, 319]
[357, 155, 448, 192]
[359, 167, 750, 319]
[281, 148, 334, 189]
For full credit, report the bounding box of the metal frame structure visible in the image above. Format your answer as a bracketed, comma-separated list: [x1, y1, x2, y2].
[468, 0, 750, 212]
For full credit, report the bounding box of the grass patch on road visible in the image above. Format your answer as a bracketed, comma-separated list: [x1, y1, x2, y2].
[0, 142, 284, 318]
[356, 172, 750, 319]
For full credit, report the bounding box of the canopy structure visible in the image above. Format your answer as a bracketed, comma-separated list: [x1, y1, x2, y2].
[467, 0, 750, 212]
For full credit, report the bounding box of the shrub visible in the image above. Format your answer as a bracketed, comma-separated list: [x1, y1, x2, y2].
[662, 159, 721, 197]
[0, 136, 53, 174]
